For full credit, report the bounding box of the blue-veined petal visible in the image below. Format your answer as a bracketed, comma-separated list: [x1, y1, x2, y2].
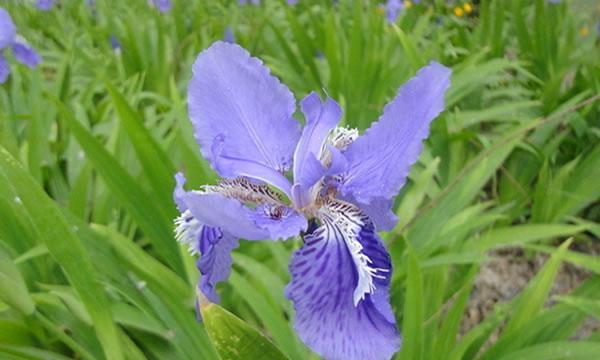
[292, 92, 342, 208]
[196, 226, 238, 303]
[0, 55, 9, 83]
[174, 210, 238, 303]
[286, 199, 400, 360]
[0, 8, 16, 50]
[12, 41, 40, 68]
[188, 41, 301, 189]
[342, 194, 397, 232]
[339, 62, 451, 205]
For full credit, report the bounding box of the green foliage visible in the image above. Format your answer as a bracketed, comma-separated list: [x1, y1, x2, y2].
[0, 0, 599, 359]
[200, 300, 289, 360]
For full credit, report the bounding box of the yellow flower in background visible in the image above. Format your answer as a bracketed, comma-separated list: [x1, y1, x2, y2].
[463, 3, 473, 14]
[454, 6, 464, 17]
[579, 26, 589, 36]
[404, 0, 413, 9]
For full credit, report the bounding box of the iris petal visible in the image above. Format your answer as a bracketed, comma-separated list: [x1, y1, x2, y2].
[174, 172, 268, 240]
[174, 210, 238, 304]
[182, 191, 269, 240]
[212, 134, 293, 198]
[196, 226, 239, 303]
[152, 0, 172, 12]
[286, 199, 400, 360]
[12, 41, 40, 68]
[174, 172, 304, 241]
[0, 55, 9, 84]
[293, 92, 342, 186]
[342, 194, 398, 232]
[291, 92, 342, 207]
[188, 41, 301, 187]
[36, 0, 54, 11]
[339, 62, 451, 205]
[250, 204, 307, 240]
[0, 8, 16, 49]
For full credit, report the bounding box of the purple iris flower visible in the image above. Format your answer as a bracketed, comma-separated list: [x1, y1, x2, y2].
[150, 0, 172, 13]
[110, 35, 121, 51]
[288, 0, 298, 5]
[223, 27, 235, 44]
[174, 41, 450, 360]
[0, 8, 40, 83]
[36, 0, 54, 11]
[385, 0, 403, 24]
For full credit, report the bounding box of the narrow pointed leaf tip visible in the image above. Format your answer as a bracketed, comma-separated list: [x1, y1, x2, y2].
[200, 300, 289, 360]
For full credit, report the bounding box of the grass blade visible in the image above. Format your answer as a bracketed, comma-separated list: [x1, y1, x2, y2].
[0, 146, 124, 360]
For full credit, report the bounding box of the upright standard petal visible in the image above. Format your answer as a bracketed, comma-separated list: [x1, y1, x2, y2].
[286, 200, 400, 360]
[36, 0, 54, 11]
[223, 26, 235, 44]
[339, 62, 451, 204]
[188, 41, 301, 186]
[0, 8, 16, 50]
[0, 55, 10, 83]
[152, 0, 172, 13]
[12, 41, 40, 68]
[110, 35, 121, 51]
[292, 92, 342, 208]
[385, 0, 403, 24]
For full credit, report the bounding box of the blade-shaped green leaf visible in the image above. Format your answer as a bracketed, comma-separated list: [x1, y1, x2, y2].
[105, 82, 176, 215]
[200, 299, 289, 360]
[54, 101, 185, 277]
[0, 146, 123, 360]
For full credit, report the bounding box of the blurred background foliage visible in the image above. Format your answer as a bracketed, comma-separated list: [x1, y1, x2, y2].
[0, 0, 599, 359]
